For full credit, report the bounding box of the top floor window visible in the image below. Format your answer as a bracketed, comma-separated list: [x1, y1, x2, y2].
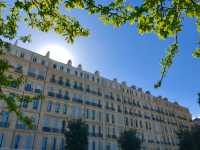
[75, 71, 78, 76]
[20, 53, 24, 58]
[60, 66, 64, 70]
[41, 60, 45, 66]
[32, 57, 37, 63]
[67, 68, 70, 73]
[53, 64, 57, 69]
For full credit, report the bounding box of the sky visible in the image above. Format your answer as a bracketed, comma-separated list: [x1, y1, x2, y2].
[11, 8, 200, 118]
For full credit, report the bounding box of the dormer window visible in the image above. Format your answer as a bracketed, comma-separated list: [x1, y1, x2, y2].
[60, 66, 64, 70]
[80, 72, 83, 78]
[32, 57, 37, 63]
[75, 71, 78, 76]
[92, 76, 95, 81]
[85, 74, 89, 80]
[53, 64, 57, 69]
[67, 68, 70, 73]
[97, 78, 100, 83]
[41, 60, 45, 65]
[20, 53, 24, 58]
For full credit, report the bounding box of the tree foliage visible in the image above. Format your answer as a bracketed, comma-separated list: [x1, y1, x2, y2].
[118, 129, 141, 150]
[64, 119, 88, 150]
[0, 47, 42, 128]
[177, 126, 200, 150]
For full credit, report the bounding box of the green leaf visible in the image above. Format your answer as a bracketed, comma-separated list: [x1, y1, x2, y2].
[19, 34, 31, 43]
[192, 48, 200, 58]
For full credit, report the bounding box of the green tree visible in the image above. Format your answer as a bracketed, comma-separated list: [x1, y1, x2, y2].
[118, 129, 141, 150]
[0, 0, 200, 123]
[177, 126, 200, 150]
[0, 47, 41, 128]
[64, 119, 88, 150]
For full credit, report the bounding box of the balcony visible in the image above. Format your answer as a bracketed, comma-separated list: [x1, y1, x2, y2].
[85, 101, 102, 108]
[112, 135, 117, 139]
[58, 80, 64, 86]
[64, 95, 70, 100]
[51, 128, 60, 133]
[86, 88, 90, 93]
[35, 89, 42, 94]
[15, 67, 23, 73]
[97, 92, 102, 97]
[16, 124, 26, 129]
[42, 126, 61, 133]
[42, 126, 51, 132]
[48, 91, 55, 97]
[27, 72, 36, 78]
[56, 93, 63, 99]
[10, 82, 17, 88]
[24, 86, 33, 92]
[72, 98, 83, 104]
[50, 78, 56, 83]
[0, 122, 9, 128]
[37, 74, 45, 80]
[65, 82, 71, 87]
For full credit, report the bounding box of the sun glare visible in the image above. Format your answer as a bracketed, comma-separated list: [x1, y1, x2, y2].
[38, 44, 75, 64]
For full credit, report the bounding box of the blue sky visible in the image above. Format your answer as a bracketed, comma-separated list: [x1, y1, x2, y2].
[14, 9, 200, 118]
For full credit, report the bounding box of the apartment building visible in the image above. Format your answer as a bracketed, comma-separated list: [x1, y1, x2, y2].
[0, 44, 192, 150]
[192, 118, 200, 127]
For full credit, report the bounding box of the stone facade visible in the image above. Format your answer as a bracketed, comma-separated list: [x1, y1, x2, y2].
[0, 44, 192, 150]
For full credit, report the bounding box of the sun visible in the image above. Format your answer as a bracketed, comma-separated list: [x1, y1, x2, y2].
[38, 44, 75, 64]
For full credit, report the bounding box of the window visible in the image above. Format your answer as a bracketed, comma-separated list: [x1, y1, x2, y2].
[47, 102, 52, 112]
[24, 83, 33, 92]
[92, 76, 95, 81]
[53, 64, 57, 69]
[0, 133, 4, 148]
[41, 137, 48, 150]
[98, 112, 102, 122]
[75, 71, 78, 76]
[22, 100, 28, 108]
[25, 136, 33, 149]
[112, 128, 116, 136]
[80, 73, 83, 78]
[33, 100, 39, 110]
[112, 115, 115, 124]
[15, 64, 23, 73]
[63, 104, 67, 114]
[14, 135, 21, 149]
[41, 60, 45, 65]
[125, 117, 128, 126]
[55, 103, 60, 113]
[52, 138, 56, 150]
[98, 126, 102, 135]
[140, 120, 143, 128]
[20, 53, 24, 58]
[106, 114, 109, 122]
[60, 66, 64, 70]
[92, 141, 95, 150]
[60, 139, 64, 150]
[67, 68, 70, 73]
[106, 144, 110, 150]
[92, 110, 95, 120]
[86, 109, 89, 119]
[2, 112, 9, 123]
[92, 125, 95, 135]
[32, 57, 37, 63]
